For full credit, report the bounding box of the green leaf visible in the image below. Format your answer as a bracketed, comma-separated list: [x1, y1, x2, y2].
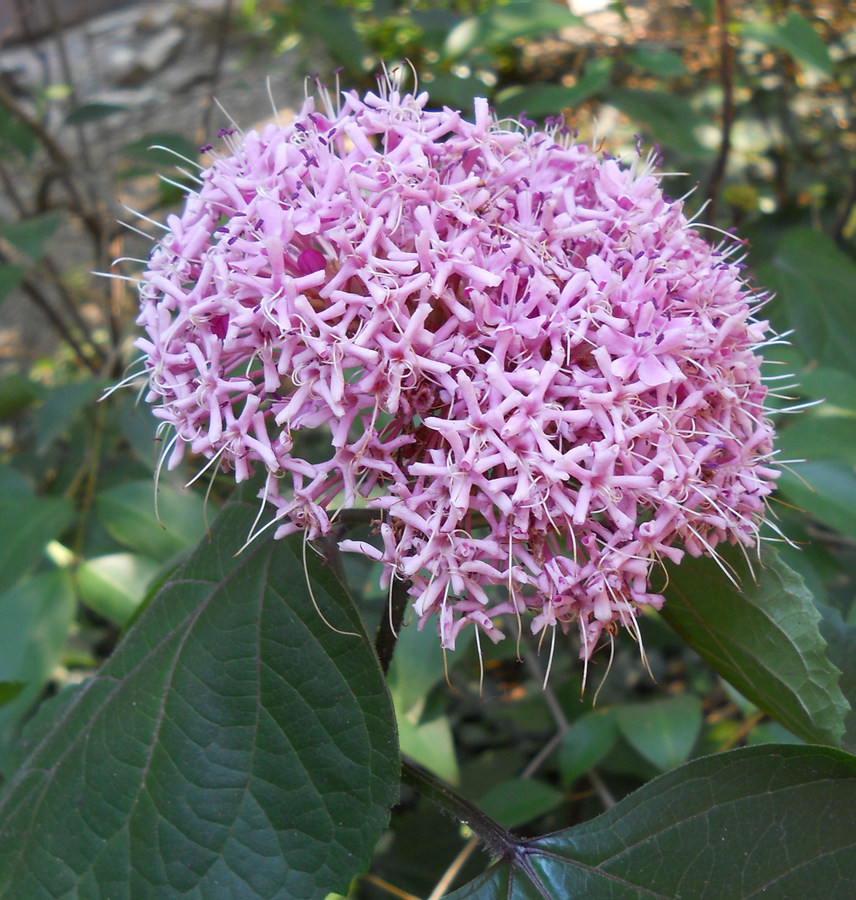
[614, 694, 703, 772]
[0, 490, 74, 595]
[817, 605, 856, 752]
[605, 87, 713, 158]
[294, 3, 370, 76]
[494, 59, 613, 119]
[0, 683, 25, 709]
[0, 571, 76, 770]
[0, 485, 399, 899]
[759, 228, 856, 371]
[0, 106, 36, 158]
[777, 461, 856, 540]
[397, 714, 459, 786]
[120, 132, 200, 172]
[689, 0, 714, 22]
[388, 613, 447, 716]
[558, 710, 619, 785]
[796, 367, 856, 412]
[0, 374, 42, 420]
[445, 745, 856, 899]
[95, 479, 207, 562]
[32, 379, 109, 454]
[740, 12, 833, 79]
[661, 546, 848, 746]
[0, 212, 63, 262]
[445, 1, 585, 59]
[625, 48, 688, 78]
[76, 552, 162, 626]
[0, 264, 25, 305]
[64, 102, 128, 125]
[777, 416, 856, 467]
[477, 778, 564, 830]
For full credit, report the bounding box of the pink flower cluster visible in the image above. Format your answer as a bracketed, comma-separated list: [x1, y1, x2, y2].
[137, 78, 779, 660]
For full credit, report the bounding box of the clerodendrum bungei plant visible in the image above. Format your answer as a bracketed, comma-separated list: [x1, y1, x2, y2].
[138, 77, 777, 669]
[0, 71, 853, 900]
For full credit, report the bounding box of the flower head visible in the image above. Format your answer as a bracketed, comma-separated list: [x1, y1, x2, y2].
[136, 73, 780, 664]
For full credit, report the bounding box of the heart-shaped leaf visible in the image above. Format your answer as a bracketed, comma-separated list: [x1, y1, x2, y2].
[446, 744, 856, 898]
[614, 694, 703, 772]
[0, 486, 399, 899]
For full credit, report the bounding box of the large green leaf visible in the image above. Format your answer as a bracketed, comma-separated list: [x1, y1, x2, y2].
[0, 487, 399, 899]
[759, 228, 856, 372]
[660, 546, 848, 746]
[445, 745, 856, 898]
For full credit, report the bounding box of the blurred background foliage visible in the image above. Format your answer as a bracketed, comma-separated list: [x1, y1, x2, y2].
[1, 1, 855, 897]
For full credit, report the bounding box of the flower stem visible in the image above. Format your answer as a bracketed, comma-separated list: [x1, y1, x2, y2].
[400, 755, 518, 862]
[375, 575, 410, 675]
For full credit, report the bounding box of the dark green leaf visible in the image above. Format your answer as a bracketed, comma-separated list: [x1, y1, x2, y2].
[64, 102, 128, 125]
[95, 479, 207, 562]
[0, 491, 74, 595]
[477, 778, 564, 830]
[0, 486, 399, 899]
[759, 228, 856, 371]
[661, 546, 848, 746]
[446, 745, 856, 899]
[614, 694, 703, 772]
[444, 1, 585, 59]
[494, 60, 613, 119]
[0, 212, 63, 262]
[605, 88, 713, 158]
[740, 12, 833, 79]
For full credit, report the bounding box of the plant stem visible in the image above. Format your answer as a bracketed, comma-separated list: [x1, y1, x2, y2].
[400, 755, 519, 863]
[375, 575, 410, 675]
